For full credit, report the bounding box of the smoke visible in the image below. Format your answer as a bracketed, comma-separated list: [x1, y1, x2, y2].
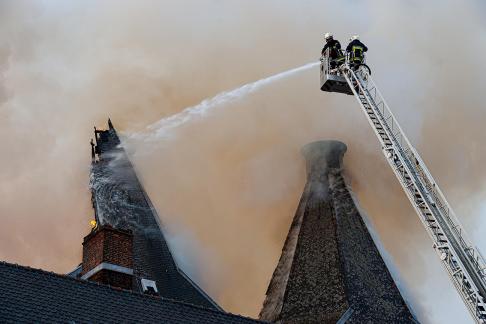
[0, 1, 485, 323]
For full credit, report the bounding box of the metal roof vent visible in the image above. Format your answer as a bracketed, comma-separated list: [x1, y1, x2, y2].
[141, 278, 158, 295]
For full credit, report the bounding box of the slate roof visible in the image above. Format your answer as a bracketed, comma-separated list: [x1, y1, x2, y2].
[260, 141, 415, 323]
[90, 121, 218, 309]
[0, 261, 261, 324]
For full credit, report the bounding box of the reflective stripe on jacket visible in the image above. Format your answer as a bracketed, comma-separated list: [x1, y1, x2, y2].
[351, 45, 364, 61]
[346, 40, 368, 62]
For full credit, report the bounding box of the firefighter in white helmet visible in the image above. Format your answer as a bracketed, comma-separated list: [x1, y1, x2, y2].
[321, 33, 344, 69]
[346, 35, 368, 69]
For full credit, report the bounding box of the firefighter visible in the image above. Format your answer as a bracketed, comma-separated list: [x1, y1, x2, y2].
[321, 33, 344, 70]
[346, 35, 368, 69]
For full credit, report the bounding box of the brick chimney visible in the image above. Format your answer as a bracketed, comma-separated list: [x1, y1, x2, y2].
[81, 225, 134, 290]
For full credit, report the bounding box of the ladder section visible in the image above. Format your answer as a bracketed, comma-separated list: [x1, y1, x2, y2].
[342, 65, 486, 323]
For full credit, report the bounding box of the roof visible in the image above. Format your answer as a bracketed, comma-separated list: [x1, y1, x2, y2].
[0, 261, 261, 324]
[90, 121, 218, 309]
[260, 141, 414, 323]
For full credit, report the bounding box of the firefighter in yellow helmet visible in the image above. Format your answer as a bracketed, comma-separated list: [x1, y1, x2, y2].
[346, 35, 368, 69]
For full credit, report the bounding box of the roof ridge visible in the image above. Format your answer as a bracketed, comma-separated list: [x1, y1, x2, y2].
[0, 260, 262, 322]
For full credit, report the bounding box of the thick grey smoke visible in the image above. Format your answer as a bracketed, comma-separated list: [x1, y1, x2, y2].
[0, 1, 485, 323]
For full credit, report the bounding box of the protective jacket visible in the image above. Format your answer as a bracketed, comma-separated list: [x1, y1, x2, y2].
[321, 39, 343, 59]
[346, 39, 368, 62]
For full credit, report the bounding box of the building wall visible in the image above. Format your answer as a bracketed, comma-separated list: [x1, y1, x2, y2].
[90, 270, 133, 290]
[102, 229, 133, 269]
[81, 226, 133, 275]
[82, 230, 105, 275]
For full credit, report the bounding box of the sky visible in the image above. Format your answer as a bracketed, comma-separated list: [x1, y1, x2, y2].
[1, 1, 486, 323]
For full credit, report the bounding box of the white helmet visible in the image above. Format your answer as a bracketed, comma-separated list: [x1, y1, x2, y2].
[324, 32, 333, 40]
[351, 35, 360, 41]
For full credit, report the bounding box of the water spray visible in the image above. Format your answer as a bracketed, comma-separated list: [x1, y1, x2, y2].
[129, 61, 319, 142]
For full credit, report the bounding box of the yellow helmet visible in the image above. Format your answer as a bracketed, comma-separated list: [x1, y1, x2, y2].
[351, 35, 360, 41]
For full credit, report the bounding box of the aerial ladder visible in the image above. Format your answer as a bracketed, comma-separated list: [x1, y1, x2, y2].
[320, 50, 486, 323]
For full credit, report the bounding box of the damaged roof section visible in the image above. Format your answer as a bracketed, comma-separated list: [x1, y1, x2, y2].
[89, 120, 218, 309]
